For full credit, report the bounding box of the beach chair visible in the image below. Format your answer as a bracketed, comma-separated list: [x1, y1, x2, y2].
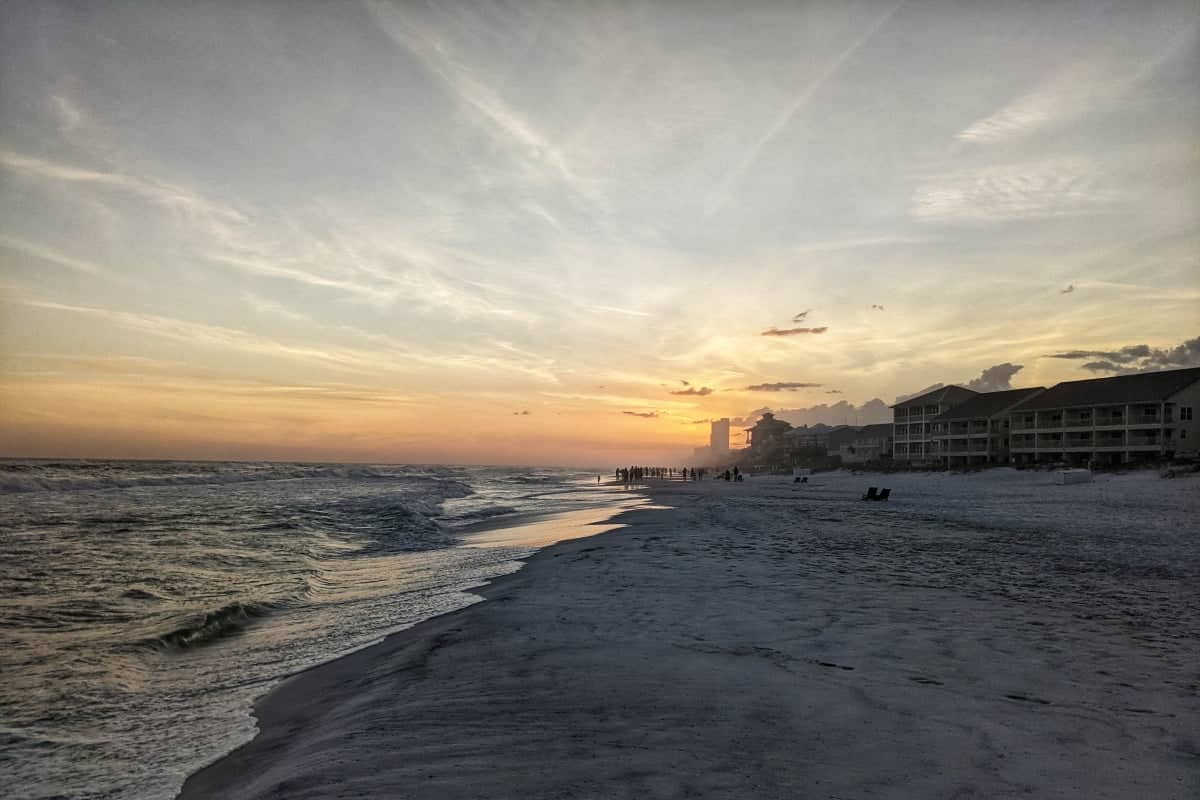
[862, 487, 878, 501]
[878, 488, 890, 501]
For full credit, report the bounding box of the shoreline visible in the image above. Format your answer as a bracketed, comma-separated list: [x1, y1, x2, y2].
[175, 489, 652, 799]
[178, 472, 1199, 799]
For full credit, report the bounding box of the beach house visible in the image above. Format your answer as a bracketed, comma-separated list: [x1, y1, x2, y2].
[891, 386, 978, 463]
[1006, 367, 1200, 466]
[927, 387, 1046, 468]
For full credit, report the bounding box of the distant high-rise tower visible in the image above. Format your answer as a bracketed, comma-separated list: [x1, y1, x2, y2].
[710, 418, 730, 455]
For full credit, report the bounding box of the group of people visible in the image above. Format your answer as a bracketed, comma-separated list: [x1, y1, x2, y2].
[613, 466, 684, 483]
[606, 465, 743, 484]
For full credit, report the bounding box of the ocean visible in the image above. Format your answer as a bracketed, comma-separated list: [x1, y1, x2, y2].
[0, 460, 635, 800]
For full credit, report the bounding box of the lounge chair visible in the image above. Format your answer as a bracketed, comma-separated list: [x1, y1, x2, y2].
[862, 487, 878, 500]
[878, 488, 890, 501]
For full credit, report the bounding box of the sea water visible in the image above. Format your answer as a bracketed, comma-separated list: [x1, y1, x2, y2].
[0, 460, 632, 800]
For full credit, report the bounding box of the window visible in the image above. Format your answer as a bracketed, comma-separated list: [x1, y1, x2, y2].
[1182, 430, 1188, 439]
[1182, 407, 1194, 421]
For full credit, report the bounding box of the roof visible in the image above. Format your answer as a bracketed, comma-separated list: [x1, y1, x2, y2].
[891, 384, 978, 409]
[1009, 367, 1200, 412]
[932, 387, 1046, 421]
[854, 423, 893, 440]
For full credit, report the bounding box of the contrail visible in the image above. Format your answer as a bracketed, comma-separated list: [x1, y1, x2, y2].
[705, 0, 906, 216]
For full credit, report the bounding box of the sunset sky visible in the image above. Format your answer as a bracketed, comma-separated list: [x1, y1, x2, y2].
[1, 0, 1198, 465]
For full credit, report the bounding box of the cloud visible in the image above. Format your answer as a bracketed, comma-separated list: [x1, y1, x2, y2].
[49, 94, 85, 134]
[18, 300, 560, 382]
[622, 410, 658, 418]
[894, 383, 945, 404]
[242, 293, 309, 322]
[759, 326, 828, 337]
[0, 150, 245, 223]
[592, 305, 651, 317]
[729, 407, 773, 427]
[513, 410, 531, 415]
[826, 389, 843, 394]
[1043, 336, 1200, 373]
[911, 158, 1116, 224]
[966, 362, 1024, 392]
[733, 400, 891, 428]
[1060, 284, 1075, 294]
[686, 418, 713, 425]
[365, 0, 579, 191]
[704, 0, 905, 215]
[670, 386, 713, 396]
[871, 304, 885, 311]
[746, 382, 823, 392]
[680, 380, 690, 386]
[0, 235, 113, 277]
[895, 362, 1025, 402]
[791, 309, 810, 323]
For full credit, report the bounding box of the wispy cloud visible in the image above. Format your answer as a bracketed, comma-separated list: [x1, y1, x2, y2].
[622, 410, 658, 418]
[365, 0, 579, 190]
[746, 381, 823, 391]
[912, 158, 1117, 223]
[705, 0, 905, 215]
[591, 305, 651, 317]
[791, 309, 810, 323]
[242, 293, 310, 322]
[18, 300, 559, 382]
[0, 235, 113, 277]
[669, 386, 713, 396]
[1060, 284, 1075, 294]
[759, 326, 828, 337]
[49, 94, 84, 134]
[0, 150, 245, 222]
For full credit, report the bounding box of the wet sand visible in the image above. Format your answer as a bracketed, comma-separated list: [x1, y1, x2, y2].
[178, 471, 1200, 799]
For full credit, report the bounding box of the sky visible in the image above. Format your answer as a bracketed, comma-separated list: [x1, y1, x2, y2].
[1, 0, 1198, 465]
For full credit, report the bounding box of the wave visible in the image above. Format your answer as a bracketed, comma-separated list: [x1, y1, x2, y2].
[141, 601, 279, 651]
[121, 588, 167, 602]
[0, 463, 434, 494]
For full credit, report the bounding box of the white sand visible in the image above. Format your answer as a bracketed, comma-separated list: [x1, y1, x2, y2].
[178, 470, 1200, 799]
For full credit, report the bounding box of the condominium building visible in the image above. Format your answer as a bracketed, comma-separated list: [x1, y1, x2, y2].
[928, 387, 1045, 467]
[1007, 367, 1200, 466]
[709, 418, 731, 457]
[892, 385, 978, 462]
[839, 423, 894, 464]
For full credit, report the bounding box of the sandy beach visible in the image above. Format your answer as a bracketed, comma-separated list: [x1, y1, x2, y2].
[178, 470, 1200, 799]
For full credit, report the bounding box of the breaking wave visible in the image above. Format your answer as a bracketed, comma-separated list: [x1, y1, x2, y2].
[141, 602, 281, 651]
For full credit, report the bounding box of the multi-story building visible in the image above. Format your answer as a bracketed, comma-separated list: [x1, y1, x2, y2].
[709, 418, 730, 457]
[892, 385, 978, 463]
[928, 387, 1045, 467]
[1007, 367, 1200, 466]
[839, 423, 894, 464]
